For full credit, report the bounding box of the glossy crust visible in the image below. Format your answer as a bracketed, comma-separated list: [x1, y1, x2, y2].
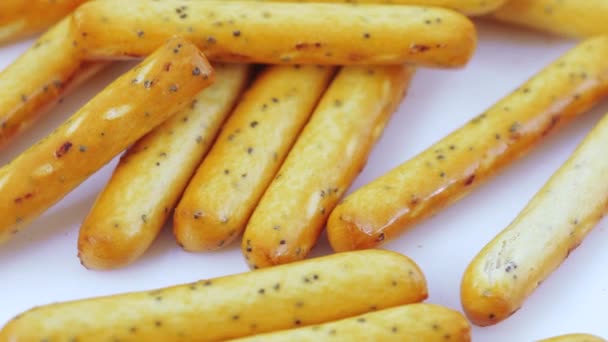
[0, 250, 428, 342]
[78, 64, 249, 270]
[0, 17, 106, 149]
[327, 35, 608, 252]
[538, 334, 606, 342]
[461, 110, 608, 326]
[0, 36, 214, 244]
[270, 0, 506, 16]
[174, 65, 334, 252]
[72, 0, 477, 68]
[242, 65, 414, 269]
[0, 0, 87, 44]
[231, 303, 470, 342]
[493, 0, 608, 39]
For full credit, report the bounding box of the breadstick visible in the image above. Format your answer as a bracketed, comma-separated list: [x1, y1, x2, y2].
[0, 36, 213, 244]
[231, 303, 470, 342]
[242, 65, 414, 269]
[174, 65, 334, 252]
[327, 35, 608, 252]
[538, 334, 606, 342]
[78, 64, 249, 270]
[0, 0, 87, 44]
[268, 0, 505, 16]
[461, 111, 608, 326]
[0, 17, 106, 149]
[0, 250, 427, 342]
[72, 0, 476, 68]
[492, 0, 608, 39]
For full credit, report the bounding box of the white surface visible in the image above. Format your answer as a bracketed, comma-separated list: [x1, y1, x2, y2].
[1, 20, 607, 342]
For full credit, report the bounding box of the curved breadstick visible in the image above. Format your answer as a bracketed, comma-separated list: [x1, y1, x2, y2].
[0, 0, 87, 44]
[0, 250, 428, 341]
[327, 35, 608, 252]
[538, 334, 606, 342]
[242, 65, 414, 269]
[174, 65, 334, 252]
[492, 0, 608, 39]
[78, 64, 249, 270]
[72, 0, 476, 68]
[231, 303, 470, 342]
[0, 17, 107, 149]
[461, 111, 608, 326]
[0, 36, 213, 244]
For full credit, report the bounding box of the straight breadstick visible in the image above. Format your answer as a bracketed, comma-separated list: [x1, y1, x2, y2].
[242, 65, 414, 269]
[231, 303, 470, 342]
[72, 0, 476, 68]
[538, 334, 606, 342]
[0, 17, 107, 149]
[78, 64, 250, 270]
[461, 111, 608, 326]
[0, 36, 213, 244]
[174, 65, 334, 252]
[268, 0, 505, 16]
[0, 0, 87, 44]
[0, 250, 428, 341]
[492, 0, 608, 39]
[327, 35, 608, 252]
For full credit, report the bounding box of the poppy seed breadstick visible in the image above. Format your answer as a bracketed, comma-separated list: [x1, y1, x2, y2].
[78, 64, 250, 270]
[231, 303, 470, 342]
[242, 65, 414, 269]
[0, 17, 107, 149]
[327, 35, 608, 252]
[0, 36, 214, 244]
[462, 111, 608, 326]
[0, 250, 427, 342]
[174, 65, 335, 252]
[268, 0, 505, 16]
[493, 0, 608, 39]
[72, 0, 477, 68]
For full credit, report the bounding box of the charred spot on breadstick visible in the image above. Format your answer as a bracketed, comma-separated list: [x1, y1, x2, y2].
[54, 141, 73, 158]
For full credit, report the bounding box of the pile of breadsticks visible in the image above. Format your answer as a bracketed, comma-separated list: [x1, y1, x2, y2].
[1, 0, 608, 341]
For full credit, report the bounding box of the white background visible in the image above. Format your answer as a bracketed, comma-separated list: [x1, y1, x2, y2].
[1, 20, 607, 342]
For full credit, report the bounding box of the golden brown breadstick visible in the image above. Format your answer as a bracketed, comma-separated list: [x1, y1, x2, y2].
[0, 0, 87, 44]
[174, 65, 334, 252]
[242, 65, 414, 269]
[492, 0, 608, 39]
[538, 334, 606, 342]
[267, 0, 505, 16]
[461, 111, 608, 326]
[78, 64, 250, 270]
[0, 17, 106, 149]
[72, 0, 477, 68]
[0, 36, 213, 244]
[0, 250, 428, 342]
[327, 35, 608, 252]
[231, 303, 470, 342]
